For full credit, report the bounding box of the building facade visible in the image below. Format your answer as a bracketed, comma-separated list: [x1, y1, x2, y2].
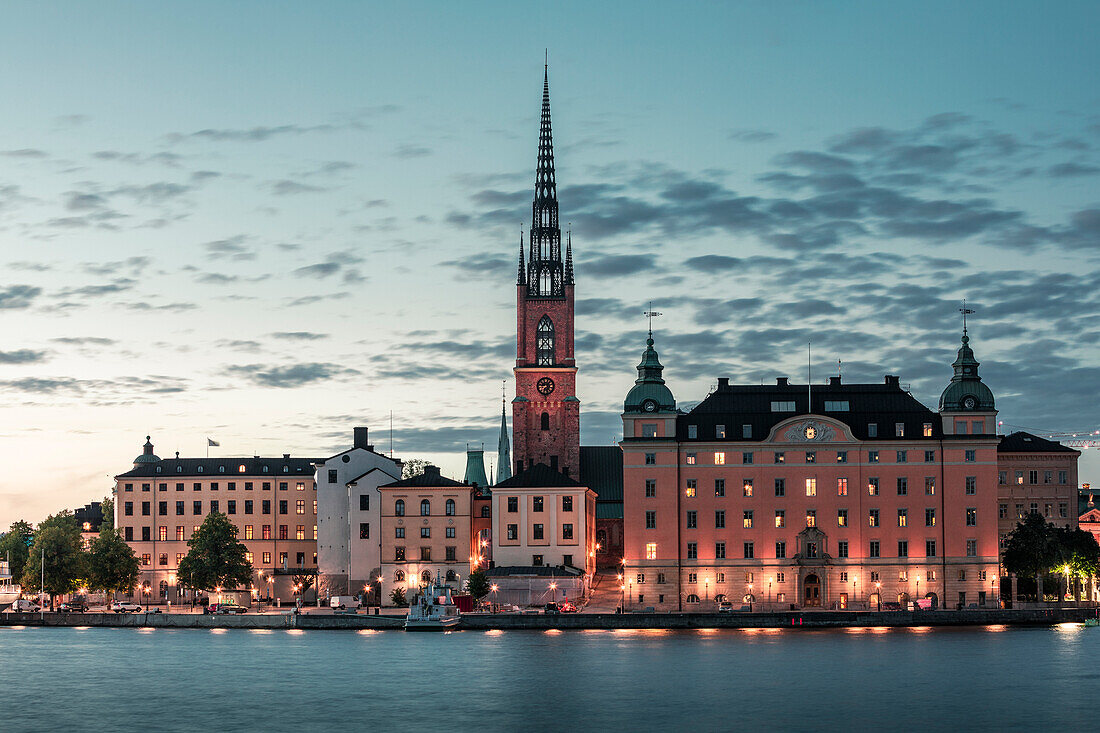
[622, 331, 1002, 612]
[314, 427, 402, 599]
[114, 437, 321, 603]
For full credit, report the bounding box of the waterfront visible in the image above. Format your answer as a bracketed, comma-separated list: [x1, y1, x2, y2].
[2, 625, 1095, 731]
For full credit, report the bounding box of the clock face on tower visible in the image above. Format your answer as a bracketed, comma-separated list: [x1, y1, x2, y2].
[962, 396, 977, 409]
[536, 377, 555, 396]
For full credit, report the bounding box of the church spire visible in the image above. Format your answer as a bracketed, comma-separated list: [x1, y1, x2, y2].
[496, 381, 512, 484]
[517, 227, 526, 286]
[526, 64, 566, 297]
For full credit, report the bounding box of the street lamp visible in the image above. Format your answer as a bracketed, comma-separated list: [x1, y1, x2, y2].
[617, 573, 624, 613]
[705, 577, 710, 602]
[875, 581, 881, 612]
[747, 583, 753, 612]
[768, 577, 773, 609]
[142, 583, 150, 613]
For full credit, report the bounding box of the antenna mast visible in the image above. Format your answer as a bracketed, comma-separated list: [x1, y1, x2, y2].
[807, 342, 812, 414]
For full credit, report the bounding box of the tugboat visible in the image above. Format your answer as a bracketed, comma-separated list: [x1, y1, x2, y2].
[404, 575, 461, 631]
[0, 558, 20, 609]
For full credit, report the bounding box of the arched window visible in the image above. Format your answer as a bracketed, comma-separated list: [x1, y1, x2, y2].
[686, 594, 700, 603]
[445, 570, 457, 582]
[394, 570, 405, 583]
[714, 594, 727, 603]
[395, 499, 405, 517]
[445, 499, 456, 516]
[420, 499, 431, 516]
[540, 412, 550, 431]
[540, 268, 551, 296]
[481, 505, 491, 518]
[159, 580, 169, 597]
[536, 316, 554, 365]
[421, 570, 432, 583]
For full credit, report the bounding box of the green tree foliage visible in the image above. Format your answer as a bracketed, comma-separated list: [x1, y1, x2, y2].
[389, 587, 408, 607]
[292, 573, 315, 596]
[87, 525, 139, 593]
[465, 568, 491, 600]
[99, 496, 114, 533]
[21, 512, 87, 609]
[177, 512, 252, 592]
[401, 459, 430, 479]
[0, 519, 34, 581]
[1002, 513, 1058, 582]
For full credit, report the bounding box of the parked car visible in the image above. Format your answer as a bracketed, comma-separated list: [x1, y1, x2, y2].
[557, 600, 578, 613]
[208, 602, 247, 615]
[12, 599, 40, 612]
[111, 601, 142, 613]
[881, 601, 903, 612]
[330, 596, 361, 611]
[544, 602, 560, 615]
[60, 599, 89, 613]
[717, 601, 734, 614]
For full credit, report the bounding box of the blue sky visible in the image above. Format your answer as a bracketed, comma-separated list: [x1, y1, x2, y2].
[2, 1, 1099, 524]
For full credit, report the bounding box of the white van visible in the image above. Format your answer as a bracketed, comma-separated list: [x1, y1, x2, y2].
[12, 599, 40, 612]
[330, 596, 361, 611]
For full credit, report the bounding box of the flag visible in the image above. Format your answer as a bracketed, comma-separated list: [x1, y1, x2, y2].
[207, 438, 220, 447]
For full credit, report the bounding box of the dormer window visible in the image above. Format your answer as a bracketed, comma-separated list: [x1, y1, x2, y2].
[263, 466, 269, 473]
[197, 466, 204, 473]
[238, 464, 246, 473]
[219, 465, 225, 473]
[176, 466, 182, 473]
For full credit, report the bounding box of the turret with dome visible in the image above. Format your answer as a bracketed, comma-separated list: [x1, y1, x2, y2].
[624, 330, 677, 414]
[132, 436, 159, 468]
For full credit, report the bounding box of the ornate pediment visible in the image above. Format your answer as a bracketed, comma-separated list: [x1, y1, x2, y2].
[767, 416, 854, 444]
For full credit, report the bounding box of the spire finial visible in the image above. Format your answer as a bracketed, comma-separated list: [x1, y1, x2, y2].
[643, 302, 662, 344]
[959, 299, 975, 339]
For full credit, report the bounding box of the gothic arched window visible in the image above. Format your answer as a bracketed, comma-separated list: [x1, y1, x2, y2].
[541, 412, 550, 431]
[536, 316, 554, 365]
[540, 268, 551, 295]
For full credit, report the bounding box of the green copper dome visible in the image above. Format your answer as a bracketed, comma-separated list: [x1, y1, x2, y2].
[133, 435, 160, 465]
[938, 332, 995, 411]
[624, 334, 676, 413]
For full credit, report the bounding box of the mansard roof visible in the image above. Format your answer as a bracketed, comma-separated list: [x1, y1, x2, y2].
[116, 456, 321, 479]
[998, 431, 1078, 454]
[495, 462, 583, 489]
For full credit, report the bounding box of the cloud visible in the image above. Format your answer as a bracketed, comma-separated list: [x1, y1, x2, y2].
[227, 362, 358, 388]
[0, 349, 47, 364]
[0, 285, 42, 309]
[203, 236, 255, 261]
[269, 180, 326, 195]
[50, 337, 117, 346]
[165, 124, 339, 144]
[1, 148, 48, 158]
[1048, 162, 1100, 177]
[269, 332, 329, 341]
[293, 262, 340, 278]
[728, 129, 776, 143]
[581, 254, 657, 277]
[393, 144, 431, 159]
[56, 278, 136, 298]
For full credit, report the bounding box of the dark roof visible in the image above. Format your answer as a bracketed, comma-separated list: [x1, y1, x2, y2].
[380, 465, 466, 488]
[580, 446, 623, 504]
[345, 466, 401, 485]
[495, 463, 582, 489]
[74, 502, 104, 532]
[485, 565, 584, 578]
[116, 456, 322, 479]
[998, 431, 1078, 454]
[664, 378, 947, 443]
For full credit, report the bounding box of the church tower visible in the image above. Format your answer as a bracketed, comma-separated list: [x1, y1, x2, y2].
[513, 66, 580, 478]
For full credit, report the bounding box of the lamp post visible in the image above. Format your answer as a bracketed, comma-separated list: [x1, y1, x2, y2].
[490, 584, 499, 612]
[916, 577, 920, 610]
[267, 576, 274, 610]
[768, 578, 773, 610]
[142, 583, 150, 613]
[991, 577, 997, 608]
[705, 577, 710, 602]
[747, 583, 753, 612]
[875, 582, 881, 612]
[617, 573, 624, 613]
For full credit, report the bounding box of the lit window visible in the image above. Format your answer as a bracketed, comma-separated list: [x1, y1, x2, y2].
[895, 423, 905, 437]
[805, 510, 816, 528]
[775, 510, 785, 528]
[923, 423, 932, 437]
[238, 464, 246, 473]
[837, 509, 847, 527]
[645, 543, 657, 560]
[686, 452, 696, 465]
[685, 479, 696, 498]
[805, 478, 816, 496]
[897, 509, 907, 527]
[837, 478, 848, 496]
[742, 479, 753, 497]
[714, 452, 726, 465]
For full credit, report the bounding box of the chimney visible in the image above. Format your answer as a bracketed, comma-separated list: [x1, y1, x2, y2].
[283, 453, 290, 459]
[353, 427, 369, 449]
[829, 376, 841, 386]
[884, 375, 900, 387]
[717, 377, 730, 388]
[777, 377, 789, 387]
[424, 465, 441, 478]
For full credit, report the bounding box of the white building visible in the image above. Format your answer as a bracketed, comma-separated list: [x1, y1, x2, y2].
[315, 427, 401, 598]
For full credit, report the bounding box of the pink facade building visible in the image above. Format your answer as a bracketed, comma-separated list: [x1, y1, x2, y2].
[622, 329, 1002, 612]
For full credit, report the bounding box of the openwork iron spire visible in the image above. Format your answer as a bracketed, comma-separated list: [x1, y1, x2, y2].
[525, 65, 571, 297]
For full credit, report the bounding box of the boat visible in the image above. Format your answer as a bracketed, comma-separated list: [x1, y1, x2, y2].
[1084, 618, 1099, 627]
[404, 576, 461, 631]
[0, 560, 21, 608]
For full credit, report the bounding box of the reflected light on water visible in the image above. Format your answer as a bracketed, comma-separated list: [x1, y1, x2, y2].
[250, 629, 273, 635]
[984, 624, 1008, 633]
[696, 628, 719, 634]
[286, 629, 304, 635]
[845, 627, 868, 634]
[908, 626, 932, 634]
[73, 626, 90, 631]
[870, 627, 890, 634]
[356, 629, 379, 636]
[7, 626, 26, 630]
[138, 627, 155, 633]
[210, 628, 227, 635]
[1056, 622, 1082, 633]
[544, 629, 562, 635]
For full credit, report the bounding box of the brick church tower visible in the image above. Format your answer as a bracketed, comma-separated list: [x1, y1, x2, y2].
[513, 67, 580, 478]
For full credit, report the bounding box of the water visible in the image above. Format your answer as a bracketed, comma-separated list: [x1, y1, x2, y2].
[2, 624, 1095, 731]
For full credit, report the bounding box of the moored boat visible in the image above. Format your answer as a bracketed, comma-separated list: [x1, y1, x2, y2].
[0, 560, 20, 608]
[404, 576, 461, 631]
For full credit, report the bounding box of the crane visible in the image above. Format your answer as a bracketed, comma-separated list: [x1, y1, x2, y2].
[998, 423, 1100, 449]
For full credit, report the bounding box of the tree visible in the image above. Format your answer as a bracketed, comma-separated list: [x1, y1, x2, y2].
[0, 519, 34, 581]
[87, 525, 139, 594]
[21, 512, 87, 610]
[1002, 514, 1058, 601]
[292, 573, 315, 598]
[402, 459, 430, 479]
[466, 569, 491, 601]
[177, 512, 252, 592]
[1053, 526, 1100, 602]
[389, 587, 408, 607]
[99, 496, 114, 533]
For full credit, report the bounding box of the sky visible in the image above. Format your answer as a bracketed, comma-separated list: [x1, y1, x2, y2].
[2, 1, 1099, 525]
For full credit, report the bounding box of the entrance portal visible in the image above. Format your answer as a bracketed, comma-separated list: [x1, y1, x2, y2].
[804, 574, 822, 607]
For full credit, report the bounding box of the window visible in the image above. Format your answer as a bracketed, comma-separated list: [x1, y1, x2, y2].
[805, 510, 816, 528]
[775, 542, 786, 559]
[824, 400, 849, 411]
[869, 541, 880, 558]
[716, 424, 726, 438]
[743, 542, 754, 559]
[536, 315, 554, 365]
[444, 546, 456, 562]
[742, 424, 752, 438]
[715, 510, 725, 529]
[159, 553, 168, 567]
[420, 527, 430, 538]
[868, 451, 879, 464]
[1060, 503, 1068, 518]
[775, 510, 785, 528]
[645, 479, 656, 497]
[956, 420, 968, 435]
[837, 509, 848, 527]
[870, 571, 879, 582]
[897, 509, 908, 527]
[898, 541, 908, 558]
[964, 450, 976, 463]
[640, 424, 656, 438]
[644, 452, 656, 465]
[771, 401, 796, 412]
[562, 496, 573, 512]
[867, 423, 878, 438]
[837, 451, 847, 464]
[159, 525, 167, 541]
[445, 499, 456, 516]
[278, 500, 287, 515]
[806, 451, 816, 464]
[507, 496, 518, 512]
[176, 483, 184, 492]
[245, 500, 253, 515]
[868, 477, 879, 496]
[966, 508, 977, 526]
[921, 538, 938, 558]
[360, 523, 370, 539]
[895, 423, 905, 437]
[226, 500, 237, 515]
[481, 505, 490, 518]
[923, 423, 933, 437]
[1059, 471, 1068, 485]
[328, 469, 337, 484]
[420, 499, 431, 516]
[965, 476, 977, 495]
[420, 547, 431, 561]
[1029, 470, 1038, 485]
[645, 542, 657, 560]
[715, 542, 726, 559]
[840, 572, 848, 583]
[958, 570, 966, 582]
[175, 501, 184, 515]
[395, 527, 405, 539]
[774, 452, 785, 464]
[896, 450, 907, 463]
[262, 500, 271, 515]
[296, 525, 305, 540]
[296, 499, 304, 515]
[805, 542, 818, 558]
[897, 477, 907, 496]
[714, 452, 726, 465]
[124, 502, 133, 516]
[774, 478, 785, 497]
[228, 482, 236, 491]
[926, 508, 936, 527]
[142, 501, 150, 516]
[869, 509, 880, 527]
[688, 425, 698, 439]
[837, 541, 848, 558]
[687, 542, 698, 559]
[562, 523, 573, 540]
[1044, 470, 1053, 484]
[742, 479, 753, 497]
[805, 478, 816, 496]
[141, 527, 150, 541]
[966, 539, 977, 557]
[506, 524, 517, 540]
[837, 478, 848, 496]
[925, 477, 936, 495]
[645, 511, 656, 529]
[686, 511, 697, 529]
[262, 525, 271, 540]
[715, 479, 725, 497]
[743, 510, 754, 529]
[685, 479, 697, 498]
[742, 452, 753, 464]
[175, 526, 184, 541]
[686, 452, 697, 465]
[1015, 471, 1024, 485]
[925, 450, 935, 463]
[899, 570, 908, 582]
